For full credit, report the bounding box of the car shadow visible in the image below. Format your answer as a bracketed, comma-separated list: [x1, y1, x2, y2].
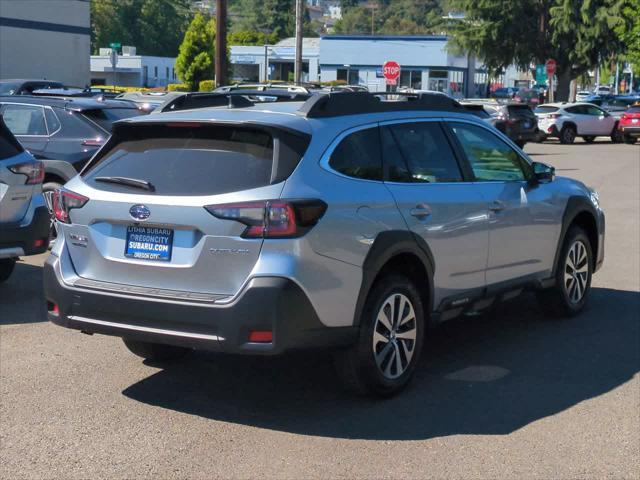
[123, 287, 640, 440]
[0, 260, 47, 324]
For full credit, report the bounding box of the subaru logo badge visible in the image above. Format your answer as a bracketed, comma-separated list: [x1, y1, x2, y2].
[129, 204, 150, 221]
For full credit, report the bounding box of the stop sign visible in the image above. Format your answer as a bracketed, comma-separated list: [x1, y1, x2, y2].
[383, 61, 401, 81]
[545, 59, 556, 76]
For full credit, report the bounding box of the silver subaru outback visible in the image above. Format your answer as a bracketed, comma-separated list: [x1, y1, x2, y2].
[44, 92, 605, 396]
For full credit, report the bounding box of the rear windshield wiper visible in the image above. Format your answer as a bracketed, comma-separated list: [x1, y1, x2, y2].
[94, 176, 156, 192]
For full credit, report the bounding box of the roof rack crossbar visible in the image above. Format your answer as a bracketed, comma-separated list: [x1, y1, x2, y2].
[159, 91, 311, 113]
[298, 91, 464, 118]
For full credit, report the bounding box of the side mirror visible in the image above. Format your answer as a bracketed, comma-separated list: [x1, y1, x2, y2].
[533, 161, 555, 182]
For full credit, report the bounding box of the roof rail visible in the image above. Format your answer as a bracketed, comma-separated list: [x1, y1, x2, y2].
[298, 91, 465, 118]
[157, 91, 311, 113]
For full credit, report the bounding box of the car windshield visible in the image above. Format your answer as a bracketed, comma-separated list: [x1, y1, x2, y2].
[535, 106, 559, 113]
[0, 82, 20, 95]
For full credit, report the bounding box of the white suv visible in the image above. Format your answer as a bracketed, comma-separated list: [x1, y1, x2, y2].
[535, 103, 623, 144]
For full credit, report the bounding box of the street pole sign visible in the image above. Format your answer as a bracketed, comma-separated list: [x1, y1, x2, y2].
[109, 42, 121, 50]
[535, 64, 547, 85]
[383, 60, 400, 86]
[545, 59, 556, 102]
[109, 43, 120, 87]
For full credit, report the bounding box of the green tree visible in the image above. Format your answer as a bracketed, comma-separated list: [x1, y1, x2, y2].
[230, 0, 295, 39]
[175, 13, 216, 90]
[615, 0, 640, 71]
[445, 0, 627, 100]
[227, 30, 278, 46]
[90, 0, 192, 56]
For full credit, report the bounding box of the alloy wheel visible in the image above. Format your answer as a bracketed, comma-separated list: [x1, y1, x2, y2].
[564, 240, 589, 304]
[372, 293, 418, 379]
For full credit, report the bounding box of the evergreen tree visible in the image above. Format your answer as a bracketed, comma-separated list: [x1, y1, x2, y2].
[445, 0, 626, 100]
[175, 13, 216, 90]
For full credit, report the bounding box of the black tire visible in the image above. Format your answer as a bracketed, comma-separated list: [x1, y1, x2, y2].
[582, 136, 596, 143]
[560, 125, 576, 144]
[515, 140, 526, 149]
[334, 274, 425, 397]
[623, 134, 637, 145]
[610, 125, 624, 144]
[42, 182, 62, 248]
[0, 258, 16, 284]
[536, 227, 593, 317]
[122, 339, 190, 361]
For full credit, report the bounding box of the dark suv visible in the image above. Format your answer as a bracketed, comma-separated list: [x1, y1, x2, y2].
[0, 96, 146, 239]
[464, 101, 539, 148]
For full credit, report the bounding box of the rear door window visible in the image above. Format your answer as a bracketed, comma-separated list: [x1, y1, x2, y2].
[381, 122, 462, 183]
[1, 104, 47, 135]
[83, 124, 306, 196]
[328, 127, 382, 180]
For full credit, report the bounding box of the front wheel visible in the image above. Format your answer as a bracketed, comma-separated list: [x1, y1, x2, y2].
[334, 274, 425, 397]
[123, 339, 190, 361]
[536, 227, 593, 317]
[0, 258, 16, 283]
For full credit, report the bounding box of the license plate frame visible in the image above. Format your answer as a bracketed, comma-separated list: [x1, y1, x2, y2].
[125, 225, 174, 262]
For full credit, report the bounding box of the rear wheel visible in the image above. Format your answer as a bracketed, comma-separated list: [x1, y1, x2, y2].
[582, 136, 595, 143]
[42, 182, 62, 249]
[536, 227, 593, 317]
[515, 140, 526, 149]
[0, 258, 16, 283]
[610, 126, 624, 143]
[560, 125, 576, 144]
[122, 339, 190, 361]
[334, 274, 425, 397]
[623, 134, 637, 144]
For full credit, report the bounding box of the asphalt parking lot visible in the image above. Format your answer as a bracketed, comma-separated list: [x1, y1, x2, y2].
[1, 139, 639, 479]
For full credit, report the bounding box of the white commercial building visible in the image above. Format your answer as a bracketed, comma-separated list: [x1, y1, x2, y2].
[230, 38, 320, 84]
[90, 47, 178, 88]
[0, 0, 90, 86]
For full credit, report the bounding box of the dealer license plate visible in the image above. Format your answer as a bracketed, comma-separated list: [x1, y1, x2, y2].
[125, 226, 173, 261]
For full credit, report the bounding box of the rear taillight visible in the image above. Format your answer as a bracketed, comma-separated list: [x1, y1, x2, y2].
[82, 138, 104, 147]
[205, 199, 327, 239]
[52, 188, 89, 224]
[9, 161, 44, 185]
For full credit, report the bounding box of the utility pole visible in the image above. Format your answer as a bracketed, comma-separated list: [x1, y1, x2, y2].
[215, 0, 227, 88]
[294, 0, 303, 85]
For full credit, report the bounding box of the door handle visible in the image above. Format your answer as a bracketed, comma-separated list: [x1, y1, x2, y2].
[410, 203, 432, 219]
[489, 200, 506, 212]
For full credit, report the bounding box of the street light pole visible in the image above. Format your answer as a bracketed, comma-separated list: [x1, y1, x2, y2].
[294, 0, 303, 85]
[264, 44, 269, 83]
[215, 0, 227, 88]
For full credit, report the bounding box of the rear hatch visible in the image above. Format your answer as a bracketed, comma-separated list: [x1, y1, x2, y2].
[65, 121, 309, 296]
[507, 104, 537, 131]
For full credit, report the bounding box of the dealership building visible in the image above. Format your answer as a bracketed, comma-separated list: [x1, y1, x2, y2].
[0, 0, 90, 86]
[90, 47, 178, 88]
[230, 35, 530, 98]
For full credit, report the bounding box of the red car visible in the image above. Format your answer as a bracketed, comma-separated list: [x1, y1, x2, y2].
[619, 104, 640, 144]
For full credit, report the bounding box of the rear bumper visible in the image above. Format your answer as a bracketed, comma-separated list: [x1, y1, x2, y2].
[620, 125, 640, 137]
[505, 125, 539, 142]
[0, 197, 49, 258]
[43, 253, 357, 355]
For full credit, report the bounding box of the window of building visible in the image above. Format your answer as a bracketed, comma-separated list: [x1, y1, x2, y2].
[428, 70, 448, 93]
[143, 66, 148, 86]
[154, 66, 158, 79]
[328, 127, 382, 181]
[381, 122, 462, 183]
[449, 70, 465, 98]
[399, 70, 422, 90]
[450, 123, 531, 182]
[165, 67, 169, 82]
[337, 68, 359, 85]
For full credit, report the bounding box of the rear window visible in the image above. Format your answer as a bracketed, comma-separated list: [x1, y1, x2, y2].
[463, 105, 490, 118]
[628, 106, 640, 113]
[535, 106, 559, 114]
[507, 105, 534, 116]
[83, 123, 308, 196]
[81, 108, 146, 132]
[0, 116, 24, 160]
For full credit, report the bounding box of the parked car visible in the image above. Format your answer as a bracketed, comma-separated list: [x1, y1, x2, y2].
[115, 91, 185, 112]
[44, 91, 604, 396]
[0, 116, 49, 282]
[0, 79, 65, 96]
[594, 85, 612, 95]
[491, 87, 519, 99]
[535, 102, 623, 144]
[618, 104, 640, 144]
[0, 95, 147, 241]
[575, 91, 592, 102]
[513, 88, 541, 106]
[464, 101, 538, 148]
